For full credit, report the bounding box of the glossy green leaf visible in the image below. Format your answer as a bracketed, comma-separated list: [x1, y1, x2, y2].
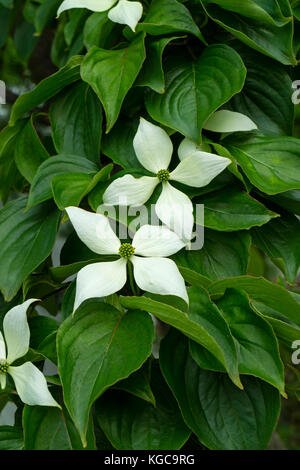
[198, 187, 278, 231]
[146, 44, 246, 142]
[173, 230, 251, 280]
[81, 34, 146, 132]
[138, 0, 204, 41]
[160, 330, 281, 450]
[209, 276, 300, 328]
[51, 163, 113, 210]
[14, 115, 49, 183]
[252, 214, 300, 283]
[50, 82, 103, 164]
[136, 36, 180, 93]
[120, 292, 241, 388]
[227, 46, 294, 136]
[27, 154, 98, 209]
[0, 426, 23, 450]
[201, 0, 296, 65]
[0, 196, 60, 300]
[96, 364, 190, 450]
[9, 55, 83, 125]
[227, 136, 300, 194]
[23, 405, 96, 450]
[114, 364, 155, 406]
[216, 289, 285, 394]
[57, 300, 154, 444]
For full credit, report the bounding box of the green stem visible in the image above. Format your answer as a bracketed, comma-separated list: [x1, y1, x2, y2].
[128, 261, 138, 296]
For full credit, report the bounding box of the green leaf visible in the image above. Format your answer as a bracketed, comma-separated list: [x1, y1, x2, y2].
[267, 190, 300, 215]
[96, 364, 191, 450]
[120, 292, 241, 388]
[27, 154, 98, 209]
[252, 214, 300, 283]
[9, 55, 83, 125]
[227, 45, 294, 136]
[216, 289, 285, 394]
[14, 115, 49, 183]
[160, 330, 281, 450]
[114, 363, 156, 405]
[209, 276, 300, 328]
[0, 426, 23, 450]
[0, 197, 60, 301]
[227, 136, 300, 195]
[29, 316, 59, 364]
[201, 0, 296, 65]
[145, 44, 246, 142]
[138, 0, 205, 41]
[50, 82, 103, 164]
[52, 163, 113, 210]
[198, 187, 278, 231]
[81, 34, 146, 132]
[0, 121, 26, 203]
[173, 230, 251, 280]
[34, 0, 62, 35]
[136, 36, 181, 93]
[23, 405, 96, 450]
[102, 118, 142, 170]
[83, 12, 113, 50]
[57, 300, 154, 445]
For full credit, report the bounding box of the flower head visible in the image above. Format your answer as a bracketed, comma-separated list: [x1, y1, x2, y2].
[57, 0, 143, 32]
[103, 118, 231, 240]
[66, 206, 188, 310]
[0, 299, 60, 408]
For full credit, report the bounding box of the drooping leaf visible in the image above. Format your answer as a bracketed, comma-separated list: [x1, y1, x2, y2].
[9, 55, 83, 125]
[14, 114, 49, 183]
[160, 330, 281, 450]
[0, 196, 60, 300]
[81, 34, 146, 132]
[96, 364, 191, 450]
[50, 82, 103, 164]
[27, 154, 98, 209]
[120, 292, 241, 388]
[57, 300, 154, 445]
[252, 213, 300, 283]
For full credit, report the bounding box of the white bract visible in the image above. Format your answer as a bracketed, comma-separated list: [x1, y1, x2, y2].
[66, 206, 188, 310]
[103, 118, 231, 241]
[0, 299, 60, 408]
[57, 0, 143, 32]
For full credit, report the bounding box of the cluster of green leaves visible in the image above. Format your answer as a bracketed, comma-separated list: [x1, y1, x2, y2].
[0, 0, 300, 451]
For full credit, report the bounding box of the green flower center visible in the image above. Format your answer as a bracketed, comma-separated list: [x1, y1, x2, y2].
[119, 243, 135, 259]
[157, 169, 170, 182]
[0, 361, 8, 374]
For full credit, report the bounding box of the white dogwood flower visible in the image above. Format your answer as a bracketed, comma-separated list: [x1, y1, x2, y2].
[57, 0, 143, 32]
[0, 299, 60, 408]
[103, 118, 231, 240]
[66, 206, 188, 310]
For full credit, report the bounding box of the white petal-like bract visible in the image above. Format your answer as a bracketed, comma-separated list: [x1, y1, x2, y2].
[57, 0, 116, 16]
[0, 331, 6, 361]
[108, 0, 143, 31]
[170, 151, 231, 187]
[3, 299, 37, 365]
[103, 174, 158, 206]
[131, 256, 188, 303]
[203, 110, 257, 133]
[133, 224, 185, 257]
[133, 118, 173, 173]
[74, 259, 127, 311]
[66, 206, 121, 255]
[155, 182, 194, 241]
[9, 362, 60, 407]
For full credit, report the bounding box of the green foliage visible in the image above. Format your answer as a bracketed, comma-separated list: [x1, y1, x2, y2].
[0, 0, 299, 451]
